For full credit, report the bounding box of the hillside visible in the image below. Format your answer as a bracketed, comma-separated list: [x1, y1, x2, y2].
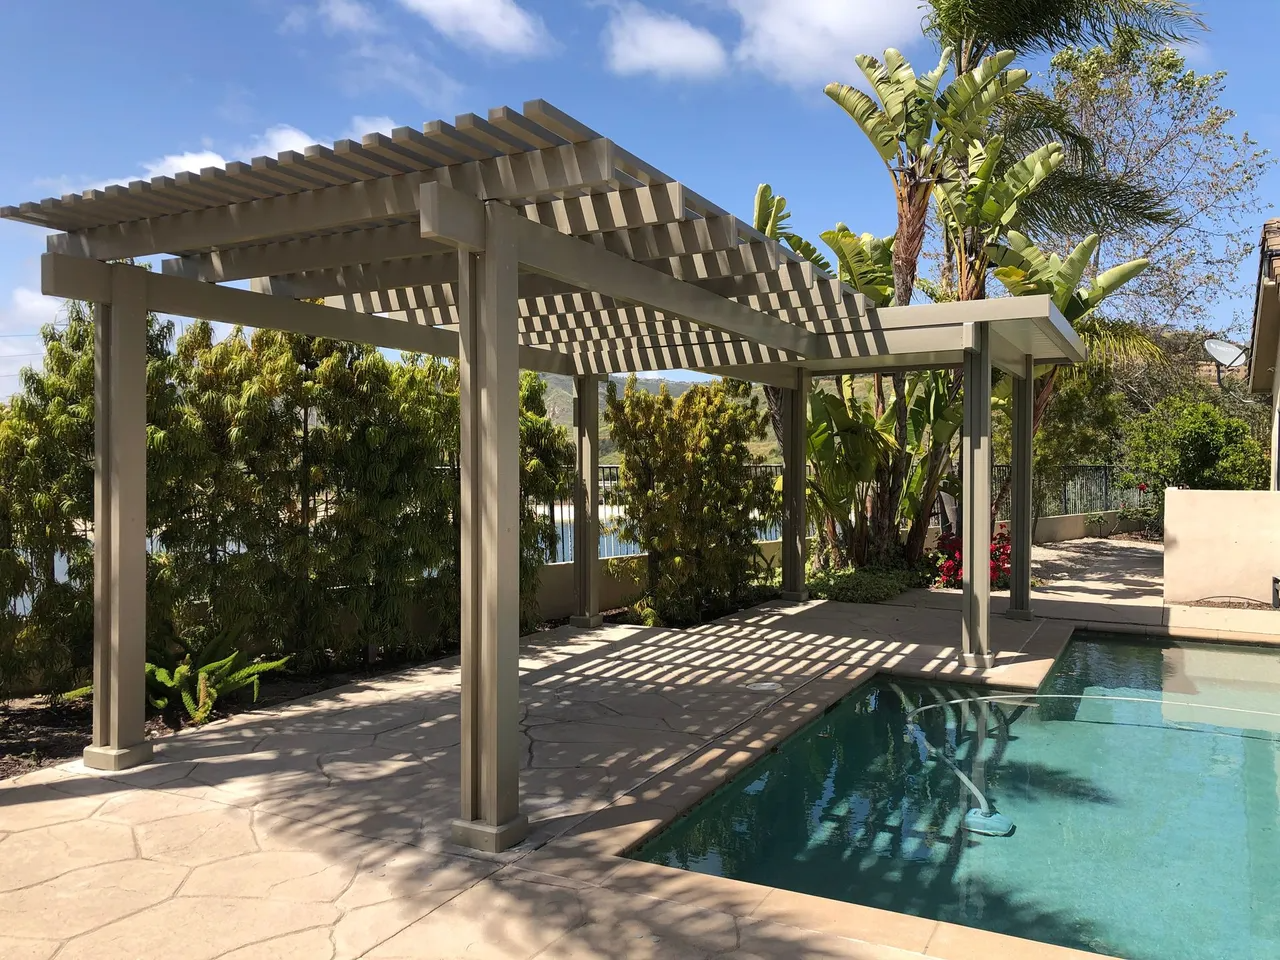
[540, 374, 781, 462]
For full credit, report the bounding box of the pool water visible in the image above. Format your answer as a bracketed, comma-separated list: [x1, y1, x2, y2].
[634, 635, 1280, 959]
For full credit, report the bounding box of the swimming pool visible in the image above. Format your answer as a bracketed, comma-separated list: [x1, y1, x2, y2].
[633, 634, 1280, 959]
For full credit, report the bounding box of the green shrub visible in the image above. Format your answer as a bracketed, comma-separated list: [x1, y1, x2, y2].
[1123, 397, 1270, 497]
[806, 566, 912, 604]
[604, 376, 778, 626]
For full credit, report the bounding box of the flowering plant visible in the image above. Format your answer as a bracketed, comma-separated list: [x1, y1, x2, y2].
[932, 532, 1012, 589]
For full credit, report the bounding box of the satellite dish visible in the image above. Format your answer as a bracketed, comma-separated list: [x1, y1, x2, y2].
[1204, 338, 1247, 368]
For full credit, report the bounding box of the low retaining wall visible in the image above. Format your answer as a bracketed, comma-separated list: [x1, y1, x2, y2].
[535, 540, 784, 620]
[1164, 489, 1280, 606]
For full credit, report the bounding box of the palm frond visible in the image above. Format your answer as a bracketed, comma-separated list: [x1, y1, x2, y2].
[1017, 166, 1176, 235]
[926, 0, 1205, 64]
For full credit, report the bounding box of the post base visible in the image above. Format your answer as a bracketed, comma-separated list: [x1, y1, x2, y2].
[779, 591, 809, 602]
[961, 652, 997, 669]
[450, 815, 530, 853]
[83, 742, 153, 772]
[1004, 608, 1034, 621]
[568, 614, 604, 629]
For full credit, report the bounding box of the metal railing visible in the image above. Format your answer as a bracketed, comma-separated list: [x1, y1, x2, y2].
[547, 463, 1135, 562]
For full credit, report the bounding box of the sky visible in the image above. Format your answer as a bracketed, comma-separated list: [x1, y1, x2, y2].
[1, 0, 1278, 393]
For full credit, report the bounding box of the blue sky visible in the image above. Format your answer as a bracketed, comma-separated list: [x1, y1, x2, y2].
[1, 0, 1278, 391]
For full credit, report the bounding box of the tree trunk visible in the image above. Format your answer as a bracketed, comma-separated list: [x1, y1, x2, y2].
[763, 384, 785, 449]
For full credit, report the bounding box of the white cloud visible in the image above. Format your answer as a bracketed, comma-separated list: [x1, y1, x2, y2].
[726, 0, 923, 87]
[397, 0, 550, 56]
[318, 0, 381, 34]
[343, 40, 464, 108]
[142, 150, 228, 179]
[240, 125, 316, 158]
[345, 115, 397, 140]
[604, 4, 727, 80]
[0, 287, 62, 388]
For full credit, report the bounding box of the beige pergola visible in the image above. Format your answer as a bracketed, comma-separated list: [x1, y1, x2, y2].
[3, 101, 1084, 852]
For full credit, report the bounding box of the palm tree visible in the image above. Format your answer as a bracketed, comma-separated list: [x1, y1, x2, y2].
[925, 0, 1204, 75]
[926, 0, 1202, 239]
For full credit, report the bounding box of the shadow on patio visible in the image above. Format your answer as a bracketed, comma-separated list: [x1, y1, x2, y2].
[0, 600, 1057, 959]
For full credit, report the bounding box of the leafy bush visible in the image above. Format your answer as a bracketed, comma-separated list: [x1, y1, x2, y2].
[604, 376, 778, 626]
[806, 566, 912, 604]
[932, 532, 1012, 589]
[1123, 397, 1269, 496]
[0, 306, 575, 701]
[1116, 504, 1162, 538]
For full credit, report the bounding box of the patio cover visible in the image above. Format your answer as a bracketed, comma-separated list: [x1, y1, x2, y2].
[3, 100, 1084, 851]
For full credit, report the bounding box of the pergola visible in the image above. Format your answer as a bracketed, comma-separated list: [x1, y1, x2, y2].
[3, 101, 1084, 852]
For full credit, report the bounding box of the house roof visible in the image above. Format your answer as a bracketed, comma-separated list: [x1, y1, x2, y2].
[1249, 218, 1280, 393]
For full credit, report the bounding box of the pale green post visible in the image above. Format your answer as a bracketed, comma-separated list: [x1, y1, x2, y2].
[83, 267, 153, 771]
[451, 203, 528, 853]
[780, 369, 809, 601]
[961, 324, 993, 666]
[1008, 354, 1035, 618]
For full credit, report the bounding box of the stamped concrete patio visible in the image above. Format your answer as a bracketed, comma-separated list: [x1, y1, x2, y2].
[1, 597, 1076, 960]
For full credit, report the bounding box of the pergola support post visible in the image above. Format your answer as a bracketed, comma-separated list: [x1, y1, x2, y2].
[451, 203, 528, 854]
[570, 374, 602, 628]
[1007, 354, 1035, 619]
[961, 324, 994, 667]
[780, 369, 810, 601]
[83, 268, 153, 772]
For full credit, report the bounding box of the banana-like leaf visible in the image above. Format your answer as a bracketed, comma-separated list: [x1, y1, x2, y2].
[824, 83, 899, 162]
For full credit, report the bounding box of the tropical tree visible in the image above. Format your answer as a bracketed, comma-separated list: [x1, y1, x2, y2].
[987, 230, 1154, 517]
[825, 46, 1029, 563]
[805, 382, 897, 568]
[1045, 31, 1273, 331]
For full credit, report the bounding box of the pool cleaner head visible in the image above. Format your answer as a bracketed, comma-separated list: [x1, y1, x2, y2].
[963, 808, 1014, 837]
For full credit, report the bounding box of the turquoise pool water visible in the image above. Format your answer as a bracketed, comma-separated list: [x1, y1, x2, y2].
[634, 635, 1280, 959]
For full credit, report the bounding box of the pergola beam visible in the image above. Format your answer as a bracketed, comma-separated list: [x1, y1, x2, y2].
[421, 183, 825, 359]
[49, 140, 619, 260]
[41, 253, 574, 375]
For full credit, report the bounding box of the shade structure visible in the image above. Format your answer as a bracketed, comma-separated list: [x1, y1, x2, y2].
[4, 100, 1085, 850]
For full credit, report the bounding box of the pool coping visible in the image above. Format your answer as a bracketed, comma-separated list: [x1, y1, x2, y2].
[520, 615, 1118, 960]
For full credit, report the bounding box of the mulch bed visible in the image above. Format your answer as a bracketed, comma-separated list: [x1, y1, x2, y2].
[1182, 598, 1277, 611]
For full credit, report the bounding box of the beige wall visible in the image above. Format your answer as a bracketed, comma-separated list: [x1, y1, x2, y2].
[535, 540, 784, 621]
[1164, 488, 1280, 605]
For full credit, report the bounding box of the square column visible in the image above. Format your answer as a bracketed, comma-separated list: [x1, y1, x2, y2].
[452, 203, 528, 853]
[84, 267, 153, 771]
[780, 369, 810, 601]
[1007, 354, 1035, 619]
[570, 374, 602, 628]
[961, 324, 993, 667]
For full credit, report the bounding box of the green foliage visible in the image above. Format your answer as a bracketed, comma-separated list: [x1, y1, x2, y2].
[819, 227, 895, 307]
[805, 381, 897, 568]
[603, 376, 777, 626]
[0, 307, 574, 701]
[517, 372, 576, 632]
[806, 566, 914, 604]
[1122, 397, 1270, 497]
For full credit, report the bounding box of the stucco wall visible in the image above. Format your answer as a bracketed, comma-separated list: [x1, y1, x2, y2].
[1164, 488, 1280, 605]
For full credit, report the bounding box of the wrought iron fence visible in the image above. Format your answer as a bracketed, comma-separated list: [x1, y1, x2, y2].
[547, 463, 1135, 563]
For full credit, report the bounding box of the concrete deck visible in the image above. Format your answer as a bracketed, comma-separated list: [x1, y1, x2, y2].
[0, 598, 1077, 960]
[1, 540, 1275, 960]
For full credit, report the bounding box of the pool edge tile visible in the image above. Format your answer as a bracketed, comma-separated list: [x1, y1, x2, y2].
[749, 887, 939, 954]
